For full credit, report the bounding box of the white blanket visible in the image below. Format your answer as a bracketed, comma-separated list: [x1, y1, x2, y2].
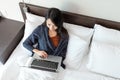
[17, 67, 64, 80]
[1, 41, 119, 80]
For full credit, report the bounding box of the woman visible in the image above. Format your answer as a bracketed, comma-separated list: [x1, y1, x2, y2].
[23, 8, 69, 68]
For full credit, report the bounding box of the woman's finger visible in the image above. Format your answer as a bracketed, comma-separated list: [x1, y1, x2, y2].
[43, 52, 48, 58]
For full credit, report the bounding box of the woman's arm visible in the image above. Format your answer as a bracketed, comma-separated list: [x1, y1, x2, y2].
[23, 32, 38, 52]
[23, 25, 48, 57]
[23, 26, 41, 53]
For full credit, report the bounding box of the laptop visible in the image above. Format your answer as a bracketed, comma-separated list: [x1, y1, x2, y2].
[26, 54, 62, 72]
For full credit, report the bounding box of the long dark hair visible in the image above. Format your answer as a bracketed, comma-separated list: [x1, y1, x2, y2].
[43, 8, 68, 38]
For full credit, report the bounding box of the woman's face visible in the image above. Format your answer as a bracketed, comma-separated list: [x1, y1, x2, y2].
[46, 19, 58, 31]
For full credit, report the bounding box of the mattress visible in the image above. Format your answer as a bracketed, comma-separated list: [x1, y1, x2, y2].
[0, 40, 118, 80]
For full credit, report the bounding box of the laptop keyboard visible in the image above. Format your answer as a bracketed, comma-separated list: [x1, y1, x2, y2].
[31, 59, 59, 70]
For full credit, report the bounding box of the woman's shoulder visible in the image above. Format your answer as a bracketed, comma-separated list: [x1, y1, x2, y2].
[35, 24, 45, 30]
[61, 27, 69, 40]
[33, 24, 46, 33]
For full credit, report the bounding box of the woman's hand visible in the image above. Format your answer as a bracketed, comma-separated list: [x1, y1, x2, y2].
[32, 49, 48, 58]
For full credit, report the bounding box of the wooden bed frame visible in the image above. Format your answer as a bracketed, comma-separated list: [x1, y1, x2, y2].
[19, 2, 120, 30]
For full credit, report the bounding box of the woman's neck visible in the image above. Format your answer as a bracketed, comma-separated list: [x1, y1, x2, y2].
[49, 30, 57, 37]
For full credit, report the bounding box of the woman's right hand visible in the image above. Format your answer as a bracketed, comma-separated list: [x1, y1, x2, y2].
[32, 49, 48, 58]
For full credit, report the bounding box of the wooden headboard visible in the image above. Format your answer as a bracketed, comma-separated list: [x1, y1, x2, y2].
[19, 2, 120, 30]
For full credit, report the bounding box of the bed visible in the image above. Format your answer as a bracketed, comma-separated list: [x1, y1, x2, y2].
[1, 2, 120, 80]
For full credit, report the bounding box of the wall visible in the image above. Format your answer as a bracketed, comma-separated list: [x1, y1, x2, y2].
[0, 0, 120, 22]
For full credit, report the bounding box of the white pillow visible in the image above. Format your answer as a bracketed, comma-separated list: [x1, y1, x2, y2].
[64, 23, 94, 42]
[22, 20, 40, 42]
[63, 23, 94, 69]
[25, 12, 45, 23]
[22, 12, 45, 42]
[64, 33, 89, 69]
[93, 24, 120, 45]
[87, 24, 120, 78]
[87, 41, 120, 79]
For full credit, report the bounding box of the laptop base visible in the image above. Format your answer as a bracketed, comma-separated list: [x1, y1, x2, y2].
[31, 65, 58, 72]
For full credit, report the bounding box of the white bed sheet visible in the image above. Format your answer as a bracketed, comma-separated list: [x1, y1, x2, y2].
[0, 40, 30, 80]
[0, 40, 119, 80]
[0, 65, 5, 80]
[61, 56, 120, 80]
